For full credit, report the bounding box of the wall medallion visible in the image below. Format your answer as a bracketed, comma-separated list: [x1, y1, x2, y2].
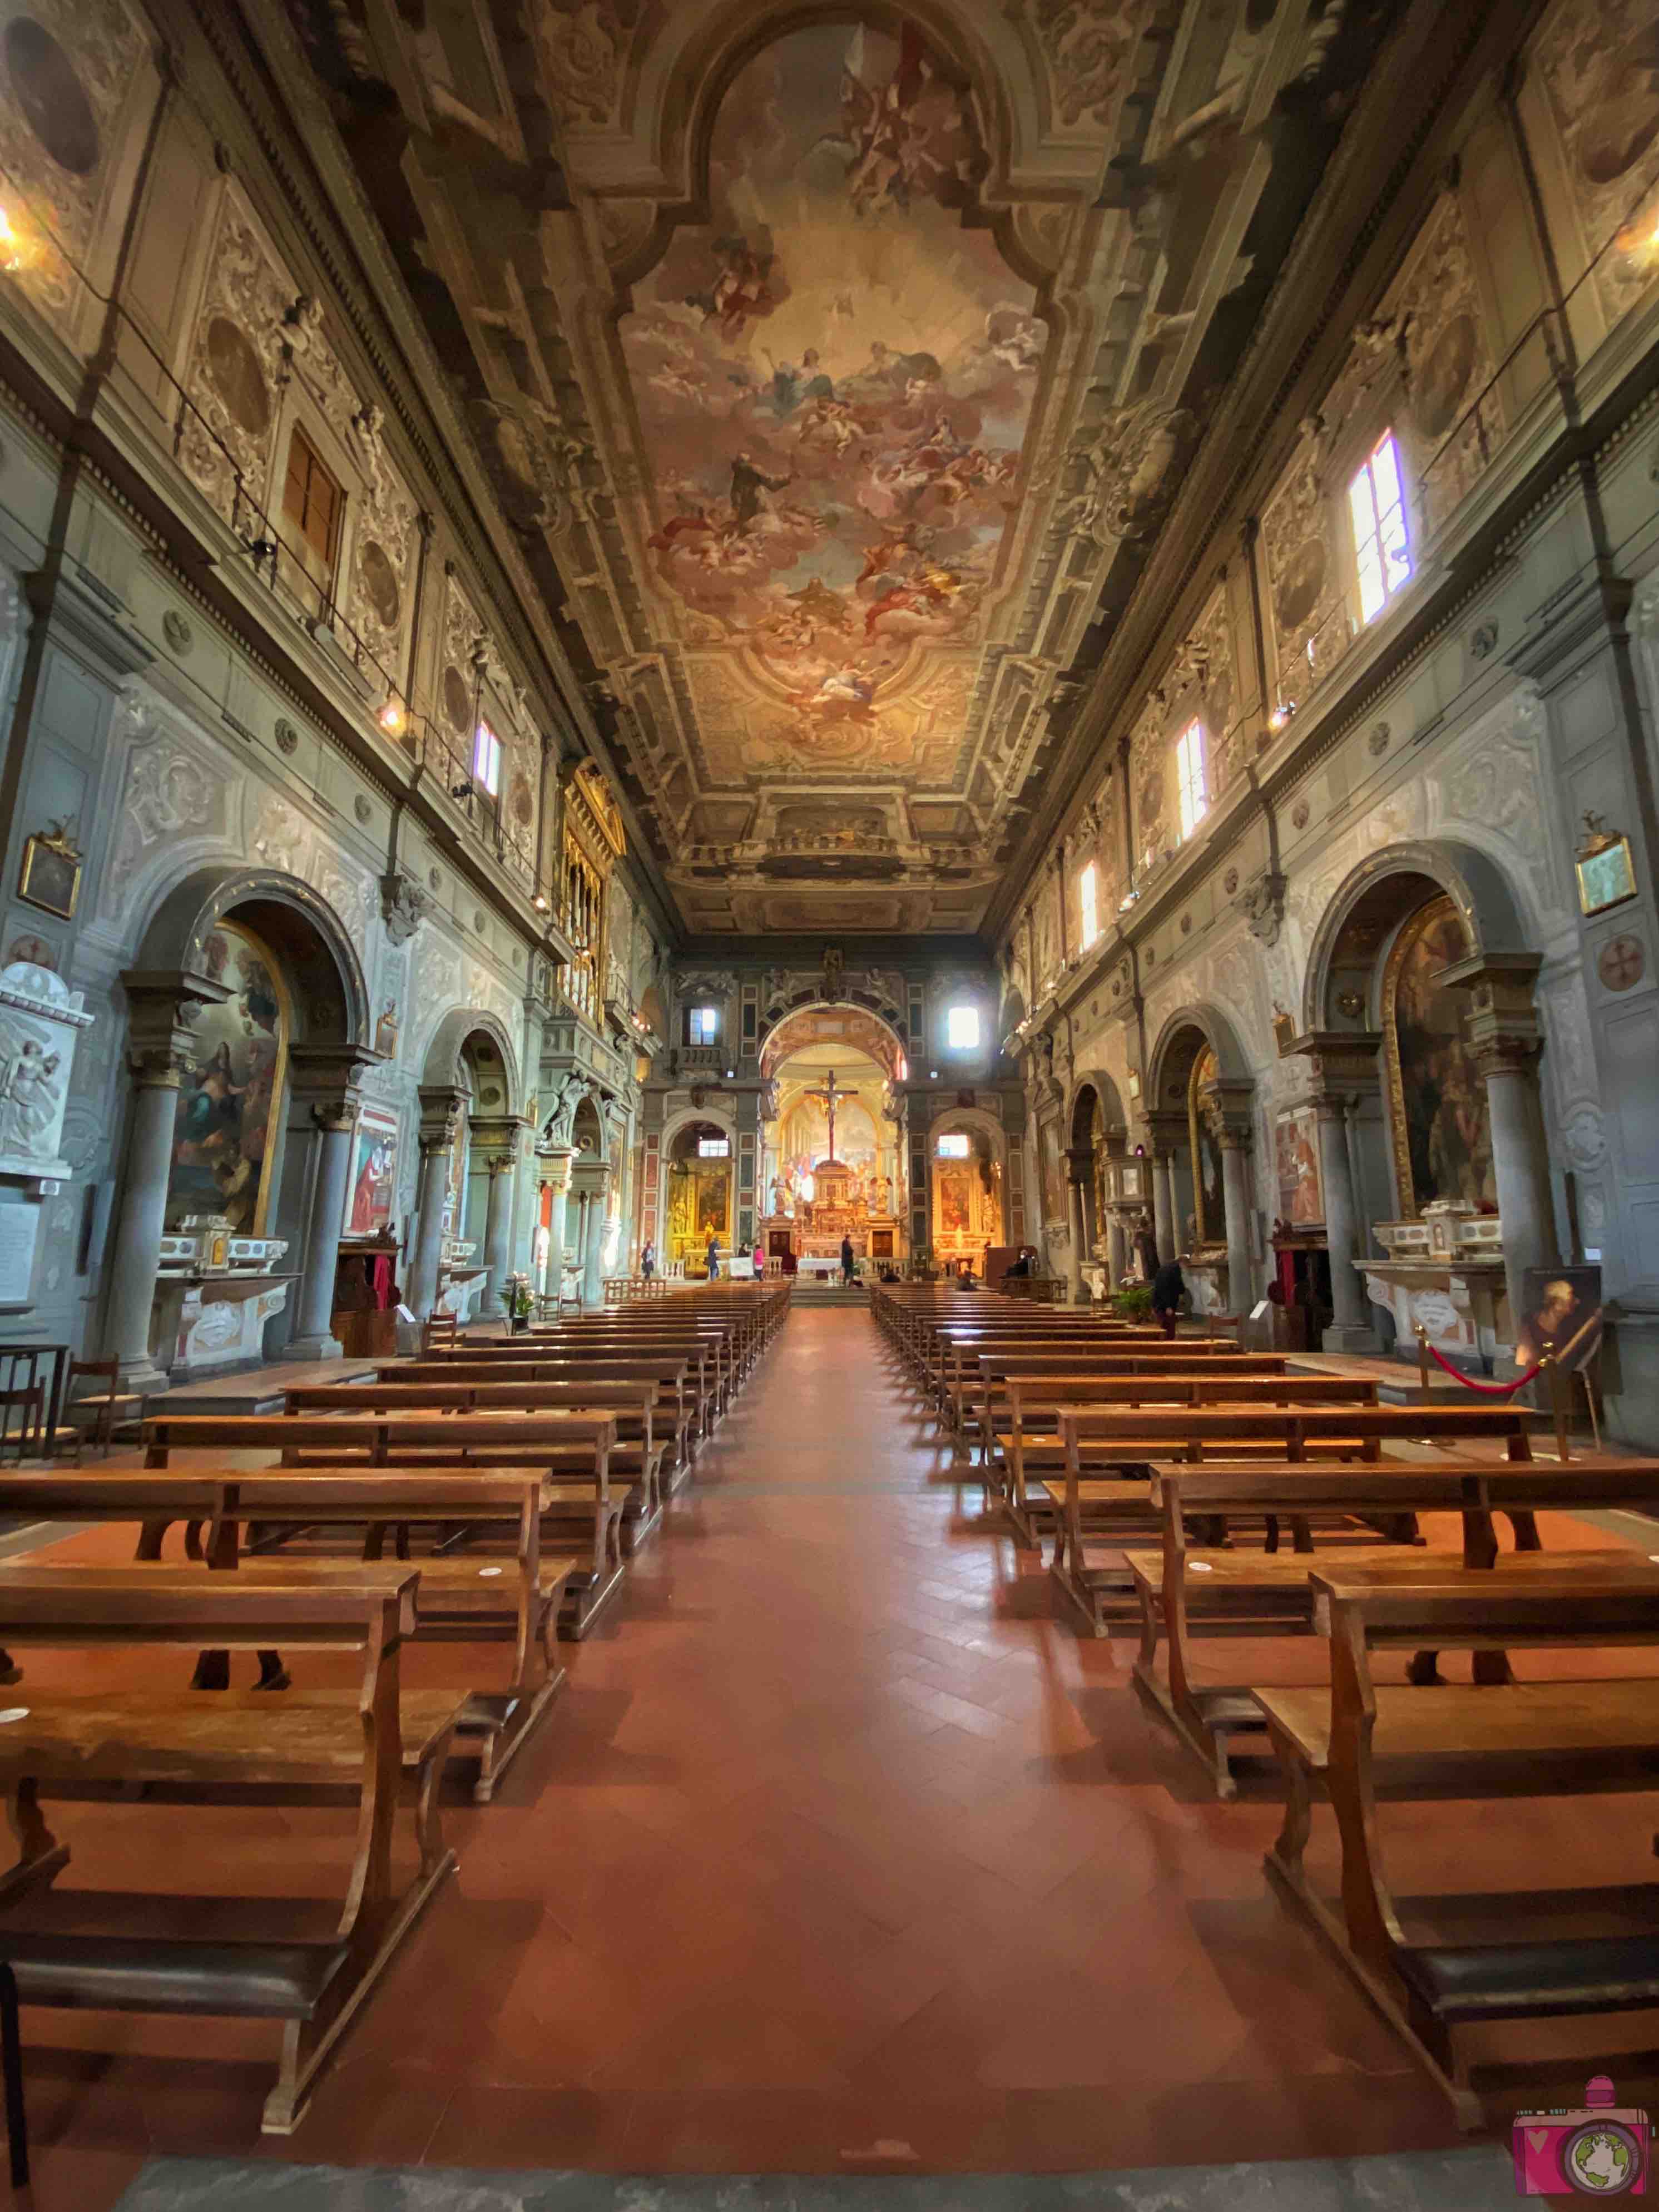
[356, 540, 401, 631]
[6, 19, 100, 176]
[353, 795, 372, 825]
[1223, 867, 1239, 895]
[1180, 913, 1191, 935]
[428, 868, 442, 892]
[274, 720, 299, 756]
[1291, 799, 1310, 830]
[442, 665, 471, 734]
[162, 610, 192, 656]
[1369, 720, 1391, 756]
[1336, 988, 1364, 1018]
[1470, 620, 1499, 660]
[1598, 933, 1645, 992]
[205, 318, 269, 437]
[474, 908, 487, 933]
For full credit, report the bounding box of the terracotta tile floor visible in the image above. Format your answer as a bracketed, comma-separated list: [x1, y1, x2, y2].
[8, 1308, 1656, 2197]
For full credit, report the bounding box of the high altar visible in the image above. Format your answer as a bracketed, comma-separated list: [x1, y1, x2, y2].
[760, 1066, 901, 1261]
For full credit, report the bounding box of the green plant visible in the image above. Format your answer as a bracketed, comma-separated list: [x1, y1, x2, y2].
[1113, 1284, 1153, 1321]
[499, 1273, 533, 1320]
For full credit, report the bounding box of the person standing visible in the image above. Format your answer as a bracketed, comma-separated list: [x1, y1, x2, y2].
[705, 1233, 721, 1281]
[840, 1233, 856, 1287]
[1151, 1256, 1186, 1339]
[640, 1240, 655, 1283]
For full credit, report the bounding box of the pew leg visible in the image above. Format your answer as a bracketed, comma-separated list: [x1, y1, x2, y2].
[0, 1959, 26, 2190]
[0, 1655, 16, 1689]
[191, 1649, 230, 1690]
[135, 1518, 166, 1562]
[255, 1650, 291, 1691]
[1508, 1509, 1543, 1553]
[1269, 1746, 1313, 1885]
[1406, 1650, 1443, 1686]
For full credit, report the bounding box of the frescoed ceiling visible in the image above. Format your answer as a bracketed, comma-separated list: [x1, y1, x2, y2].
[282, 0, 1404, 934]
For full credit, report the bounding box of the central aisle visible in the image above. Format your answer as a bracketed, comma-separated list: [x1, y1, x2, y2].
[312, 1304, 1467, 2174]
[42, 1307, 1480, 2192]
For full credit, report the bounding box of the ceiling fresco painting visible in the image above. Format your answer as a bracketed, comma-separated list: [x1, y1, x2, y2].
[289, 0, 1408, 934]
[622, 23, 1038, 784]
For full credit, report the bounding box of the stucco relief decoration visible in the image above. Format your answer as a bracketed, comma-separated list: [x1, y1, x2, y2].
[1262, 416, 1340, 711]
[537, 1, 641, 131]
[179, 193, 300, 531]
[108, 725, 230, 892]
[341, 404, 418, 670]
[1023, 0, 1150, 127]
[616, 24, 1042, 784]
[0, 959, 92, 1180]
[1130, 693, 1170, 867]
[1062, 401, 1196, 555]
[0, 1, 147, 321]
[1397, 195, 1500, 524]
[1533, 0, 1659, 323]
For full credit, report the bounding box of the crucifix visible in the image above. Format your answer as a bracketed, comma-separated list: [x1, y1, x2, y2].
[803, 1068, 843, 1161]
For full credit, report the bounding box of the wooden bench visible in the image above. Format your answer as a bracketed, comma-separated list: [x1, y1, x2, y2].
[1258, 1575, 1659, 2127]
[383, 1358, 696, 1480]
[143, 1412, 626, 1639]
[1122, 1459, 1659, 1792]
[0, 1564, 464, 2131]
[288, 1380, 673, 1548]
[996, 1374, 1376, 1541]
[0, 1472, 580, 1798]
[969, 1350, 1291, 1469]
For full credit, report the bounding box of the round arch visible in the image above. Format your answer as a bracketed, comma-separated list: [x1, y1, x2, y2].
[1146, 1001, 1255, 1105]
[137, 864, 369, 1050]
[419, 1006, 523, 1117]
[1067, 1070, 1128, 1146]
[1300, 837, 1533, 1033]
[927, 1100, 1008, 1269]
[759, 1001, 907, 1085]
[660, 1098, 737, 1164]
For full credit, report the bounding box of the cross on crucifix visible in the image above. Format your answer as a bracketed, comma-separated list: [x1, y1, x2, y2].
[803, 1069, 844, 1162]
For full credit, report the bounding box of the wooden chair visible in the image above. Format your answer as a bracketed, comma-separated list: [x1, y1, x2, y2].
[58, 1357, 133, 1461]
[0, 1385, 42, 1466]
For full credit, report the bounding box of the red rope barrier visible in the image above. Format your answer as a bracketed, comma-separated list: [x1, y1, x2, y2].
[1424, 1341, 1546, 1394]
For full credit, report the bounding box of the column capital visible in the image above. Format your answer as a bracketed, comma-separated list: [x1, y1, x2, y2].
[1437, 951, 1544, 1067]
[1062, 1143, 1096, 1185]
[288, 1041, 383, 1116]
[418, 1083, 468, 1154]
[120, 968, 230, 1087]
[310, 1100, 357, 1136]
[1285, 1029, 1383, 1103]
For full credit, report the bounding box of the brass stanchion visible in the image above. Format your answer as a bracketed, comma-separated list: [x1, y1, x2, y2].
[1413, 1319, 1432, 1398]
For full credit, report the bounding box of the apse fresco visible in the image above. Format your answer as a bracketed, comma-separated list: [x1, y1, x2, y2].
[621, 23, 1042, 773]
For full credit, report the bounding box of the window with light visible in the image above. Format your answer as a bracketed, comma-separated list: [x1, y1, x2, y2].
[946, 1004, 980, 1051]
[697, 1137, 730, 1158]
[687, 1006, 720, 1045]
[473, 719, 502, 798]
[1176, 721, 1208, 840]
[1078, 860, 1100, 950]
[1348, 432, 1411, 625]
[935, 1132, 970, 1159]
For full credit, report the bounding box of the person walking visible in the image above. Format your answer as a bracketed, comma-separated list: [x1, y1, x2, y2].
[1151, 1255, 1186, 1339]
[705, 1233, 721, 1281]
[640, 1240, 655, 1283]
[840, 1234, 856, 1287]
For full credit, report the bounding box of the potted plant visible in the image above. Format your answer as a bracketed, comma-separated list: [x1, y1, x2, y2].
[499, 1272, 533, 1334]
[1113, 1283, 1154, 1322]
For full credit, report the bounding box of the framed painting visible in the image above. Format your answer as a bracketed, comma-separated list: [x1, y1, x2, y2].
[1576, 833, 1637, 918]
[1383, 893, 1494, 1215]
[345, 1103, 399, 1238]
[1274, 1107, 1324, 1225]
[167, 920, 287, 1235]
[1187, 1045, 1226, 1246]
[1516, 1265, 1602, 1376]
[18, 830, 81, 919]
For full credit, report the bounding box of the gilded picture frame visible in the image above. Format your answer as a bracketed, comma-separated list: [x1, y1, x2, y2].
[18, 831, 81, 919]
[1576, 834, 1637, 918]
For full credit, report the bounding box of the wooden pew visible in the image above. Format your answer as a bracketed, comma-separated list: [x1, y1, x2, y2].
[0, 1472, 580, 1798]
[385, 1357, 696, 1477]
[1123, 1459, 1659, 1792]
[1258, 1575, 1659, 2128]
[996, 1373, 1376, 1541]
[286, 1380, 671, 1550]
[969, 1349, 1291, 1470]
[143, 1412, 626, 1638]
[0, 1564, 464, 2131]
[450, 1327, 734, 1433]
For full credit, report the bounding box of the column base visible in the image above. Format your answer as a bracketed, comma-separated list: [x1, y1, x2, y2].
[116, 1356, 171, 1396]
[1321, 1323, 1379, 1354]
[284, 1333, 344, 1362]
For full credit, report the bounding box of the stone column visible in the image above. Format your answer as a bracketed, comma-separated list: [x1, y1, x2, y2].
[408, 1087, 464, 1318]
[1221, 1132, 1254, 1317]
[105, 973, 231, 1389]
[1106, 1211, 1128, 1286]
[1314, 1098, 1373, 1350]
[1440, 953, 1560, 1348]
[287, 1100, 357, 1359]
[1063, 1145, 1093, 1304]
[1152, 1153, 1176, 1268]
[581, 1174, 610, 1305]
[481, 1154, 515, 1310]
[543, 1148, 574, 1299]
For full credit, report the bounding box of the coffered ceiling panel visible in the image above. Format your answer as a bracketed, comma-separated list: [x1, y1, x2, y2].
[282, 0, 1404, 934]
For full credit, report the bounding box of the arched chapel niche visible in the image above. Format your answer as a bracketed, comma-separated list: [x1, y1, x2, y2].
[1146, 1006, 1255, 1313]
[666, 1117, 733, 1267]
[929, 1107, 1005, 1273]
